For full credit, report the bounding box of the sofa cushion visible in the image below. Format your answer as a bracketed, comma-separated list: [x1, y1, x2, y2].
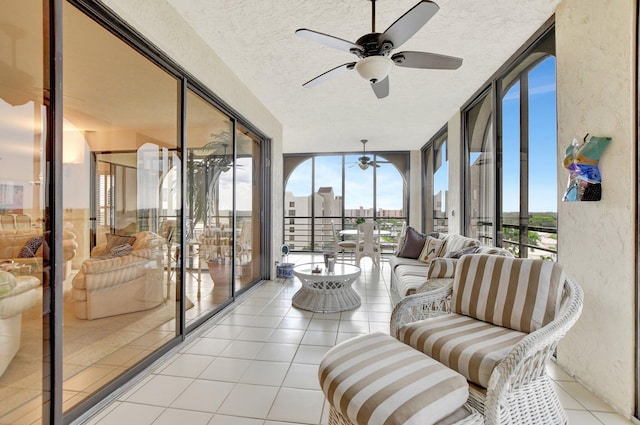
[444, 245, 479, 259]
[475, 246, 514, 257]
[389, 255, 425, 272]
[105, 233, 136, 251]
[452, 254, 564, 333]
[398, 313, 526, 388]
[428, 258, 458, 279]
[319, 332, 469, 425]
[441, 234, 479, 255]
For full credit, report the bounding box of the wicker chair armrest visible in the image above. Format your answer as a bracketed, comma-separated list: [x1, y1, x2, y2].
[483, 275, 584, 421]
[390, 283, 453, 338]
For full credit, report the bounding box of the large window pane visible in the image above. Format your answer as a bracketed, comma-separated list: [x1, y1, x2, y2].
[314, 156, 342, 251]
[466, 92, 495, 245]
[283, 153, 407, 253]
[424, 131, 449, 234]
[501, 81, 521, 255]
[0, 1, 46, 423]
[62, 2, 179, 413]
[185, 91, 233, 321]
[235, 125, 262, 291]
[284, 158, 312, 251]
[527, 57, 557, 260]
[344, 154, 373, 223]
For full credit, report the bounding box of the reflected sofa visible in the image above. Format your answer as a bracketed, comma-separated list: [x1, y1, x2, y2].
[0, 230, 78, 279]
[0, 271, 39, 377]
[71, 231, 165, 320]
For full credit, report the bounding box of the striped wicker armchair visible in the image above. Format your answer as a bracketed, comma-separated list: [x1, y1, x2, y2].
[391, 254, 584, 425]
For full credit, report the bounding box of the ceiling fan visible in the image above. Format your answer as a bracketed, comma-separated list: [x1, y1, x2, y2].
[353, 139, 383, 170]
[296, 0, 463, 99]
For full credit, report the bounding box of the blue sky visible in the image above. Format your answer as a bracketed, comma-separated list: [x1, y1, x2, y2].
[286, 57, 557, 215]
[502, 57, 557, 213]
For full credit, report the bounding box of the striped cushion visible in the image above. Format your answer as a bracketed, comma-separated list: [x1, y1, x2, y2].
[452, 255, 564, 333]
[442, 234, 479, 255]
[428, 258, 458, 279]
[398, 314, 526, 388]
[319, 332, 468, 425]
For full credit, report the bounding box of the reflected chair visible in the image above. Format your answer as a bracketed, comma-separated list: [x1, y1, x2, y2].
[15, 214, 32, 230]
[0, 215, 15, 231]
[236, 221, 251, 265]
[331, 221, 355, 262]
[355, 221, 380, 268]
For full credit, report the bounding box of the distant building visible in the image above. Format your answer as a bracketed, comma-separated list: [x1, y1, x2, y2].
[284, 187, 404, 250]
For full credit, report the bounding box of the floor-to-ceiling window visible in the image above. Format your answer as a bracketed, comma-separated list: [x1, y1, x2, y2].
[0, 2, 47, 423]
[284, 152, 408, 253]
[464, 25, 556, 257]
[0, 1, 270, 422]
[185, 90, 233, 322]
[422, 127, 449, 233]
[500, 55, 557, 259]
[63, 1, 180, 416]
[464, 89, 495, 245]
[235, 124, 263, 291]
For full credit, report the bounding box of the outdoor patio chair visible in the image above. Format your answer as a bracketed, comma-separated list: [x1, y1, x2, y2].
[355, 221, 380, 267]
[331, 221, 355, 262]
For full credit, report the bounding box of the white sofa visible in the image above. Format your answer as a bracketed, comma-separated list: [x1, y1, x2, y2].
[0, 272, 39, 377]
[390, 231, 513, 305]
[71, 231, 165, 320]
[0, 229, 78, 279]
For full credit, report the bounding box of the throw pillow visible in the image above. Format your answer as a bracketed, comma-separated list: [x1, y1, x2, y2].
[444, 245, 480, 259]
[396, 227, 439, 259]
[418, 236, 445, 263]
[105, 233, 136, 251]
[110, 244, 133, 257]
[18, 235, 44, 258]
[395, 227, 426, 258]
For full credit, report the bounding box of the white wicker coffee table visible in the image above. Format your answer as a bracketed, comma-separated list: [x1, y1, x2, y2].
[292, 262, 361, 313]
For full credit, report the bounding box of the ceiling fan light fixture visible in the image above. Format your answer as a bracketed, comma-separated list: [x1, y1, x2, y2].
[355, 56, 393, 84]
[358, 162, 369, 170]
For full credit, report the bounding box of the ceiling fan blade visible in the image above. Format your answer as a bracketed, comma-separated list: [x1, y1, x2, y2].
[296, 28, 363, 54]
[302, 62, 356, 88]
[392, 51, 463, 69]
[371, 76, 389, 99]
[380, 1, 439, 50]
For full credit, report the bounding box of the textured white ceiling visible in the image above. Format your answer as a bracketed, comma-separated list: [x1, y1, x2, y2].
[165, 0, 559, 153]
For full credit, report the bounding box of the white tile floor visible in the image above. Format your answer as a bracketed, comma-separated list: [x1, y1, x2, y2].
[78, 256, 635, 425]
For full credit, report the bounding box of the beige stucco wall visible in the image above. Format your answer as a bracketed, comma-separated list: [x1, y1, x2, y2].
[100, 0, 284, 276]
[555, 0, 637, 416]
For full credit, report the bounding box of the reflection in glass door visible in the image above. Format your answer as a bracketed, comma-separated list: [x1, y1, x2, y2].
[235, 125, 262, 291]
[0, 2, 46, 423]
[185, 90, 233, 322]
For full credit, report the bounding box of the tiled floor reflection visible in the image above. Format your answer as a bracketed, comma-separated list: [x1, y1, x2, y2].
[78, 255, 634, 425]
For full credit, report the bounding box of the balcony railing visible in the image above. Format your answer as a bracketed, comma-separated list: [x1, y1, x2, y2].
[283, 216, 406, 252]
[470, 220, 557, 261]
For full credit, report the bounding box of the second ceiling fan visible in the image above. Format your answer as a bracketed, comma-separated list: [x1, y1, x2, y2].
[296, 0, 463, 99]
